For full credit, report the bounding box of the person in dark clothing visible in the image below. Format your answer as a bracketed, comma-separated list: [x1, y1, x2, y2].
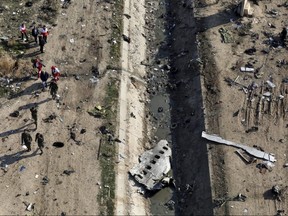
[40, 71, 49, 89]
[30, 106, 38, 129]
[39, 35, 45, 53]
[280, 27, 287, 46]
[31, 25, 39, 44]
[21, 130, 32, 152]
[49, 79, 58, 100]
[35, 133, 44, 155]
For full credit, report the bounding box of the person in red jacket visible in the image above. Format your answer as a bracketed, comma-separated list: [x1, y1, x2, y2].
[33, 58, 45, 78]
[41, 25, 49, 43]
[51, 66, 60, 81]
[20, 23, 28, 41]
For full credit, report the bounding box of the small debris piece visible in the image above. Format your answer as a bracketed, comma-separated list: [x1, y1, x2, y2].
[62, 0, 71, 9]
[99, 126, 110, 135]
[130, 112, 136, 118]
[244, 47, 256, 55]
[219, 27, 233, 43]
[236, 149, 256, 164]
[245, 126, 258, 133]
[63, 169, 75, 176]
[25, 1, 33, 7]
[267, 80, 276, 88]
[165, 199, 175, 210]
[257, 161, 274, 173]
[263, 92, 271, 97]
[272, 185, 282, 201]
[70, 132, 76, 141]
[233, 193, 247, 202]
[123, 13, 131, 19]
[9, 111, 20, 117]
[88, 105, 106, 118]
[233, 110, 240, 117]
[43, 113, 57, 123]
[26, 203, 34, 211]
[42, 176, 49, 185]
[122, 34, 131, 43]
[114, 138, 121, 143]
[52, 142, 64, 148]
[240, 67, 254, 72]
[19, 165, 26, 172]
[276, 210, 285, 216]
[80, 129, 86, 134]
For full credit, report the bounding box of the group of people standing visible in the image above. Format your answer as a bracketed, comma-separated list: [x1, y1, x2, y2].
[20, 23, 49, 53]
[21, 107, 44, 155]
[33, 58, 60, 100]
[18, 23, 62, 155]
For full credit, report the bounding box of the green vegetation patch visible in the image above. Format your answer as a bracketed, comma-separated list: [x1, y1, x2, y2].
[98, 78, 120, 216]
[108, 0, 124, 69]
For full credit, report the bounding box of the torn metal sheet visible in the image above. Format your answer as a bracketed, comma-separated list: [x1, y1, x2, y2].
[129, 140, 171, 190]
[202, 131, 276, 162]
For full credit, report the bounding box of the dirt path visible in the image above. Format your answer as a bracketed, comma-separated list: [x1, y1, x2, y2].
[0, 0, 113, 214]
[115, 0, 149, 214]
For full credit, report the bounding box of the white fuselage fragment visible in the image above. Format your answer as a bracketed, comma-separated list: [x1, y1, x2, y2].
[202, 131, 276, 162]
[129, 140, 172, 190]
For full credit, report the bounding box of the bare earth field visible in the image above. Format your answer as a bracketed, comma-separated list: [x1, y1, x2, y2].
[0, 0, 288, 215]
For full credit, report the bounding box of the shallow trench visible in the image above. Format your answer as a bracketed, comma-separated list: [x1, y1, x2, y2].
[144, 0, 214, 215]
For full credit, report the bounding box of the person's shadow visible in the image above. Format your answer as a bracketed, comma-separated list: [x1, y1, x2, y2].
[9, 82, 42, 99]
[0, 123, 34, 137]
[17, 98, 51, 111]
[0, 149, 39, 167]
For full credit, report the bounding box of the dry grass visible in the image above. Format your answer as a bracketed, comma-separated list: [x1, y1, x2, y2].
[0, 55, 33, 78]
[14, 59, 34, 77]
[0, 55, 15, 77]
[39, 0, 60, 24]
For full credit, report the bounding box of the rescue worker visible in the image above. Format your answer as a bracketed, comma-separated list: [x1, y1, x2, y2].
[49, 79, 58, 100]
[21, 130, 32, 152]
[40, 71, 49, 90]
[20, 23, 28, 41]
[31, 25, 39, 44]
[39, 35, 45, 53]
[51, 66, 60, 81]
[41, 25, 49, 43]
[35, 133, 44, 155]
[33, 58, 45, 78]
[30, 106, 38, 129]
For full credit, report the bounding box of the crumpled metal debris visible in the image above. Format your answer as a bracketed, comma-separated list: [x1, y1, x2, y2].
[219, 27, 234, 43]
[129, 140, 172, 190]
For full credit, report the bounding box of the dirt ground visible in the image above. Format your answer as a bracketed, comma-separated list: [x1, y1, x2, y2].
[1, 0, 288, 215]
[0, 0, 116, 215]
[197, 0, 288, 215]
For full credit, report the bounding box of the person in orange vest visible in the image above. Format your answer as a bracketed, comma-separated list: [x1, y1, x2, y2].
[41, 25, 49, 43]
[51, 66, 60, 81]
[20, 23, 28, 41]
